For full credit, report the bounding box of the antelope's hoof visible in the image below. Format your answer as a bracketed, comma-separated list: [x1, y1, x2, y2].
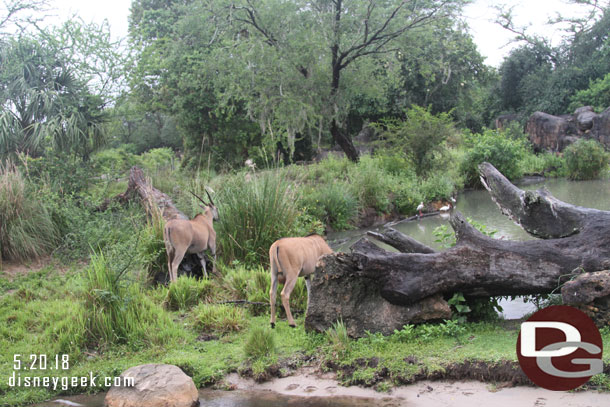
[289, 324, 296, 328]
[270, 323, 275, 329]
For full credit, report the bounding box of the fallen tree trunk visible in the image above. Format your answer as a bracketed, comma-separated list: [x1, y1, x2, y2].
[306, 162, 610, 334]
[101, 166, 208, 283]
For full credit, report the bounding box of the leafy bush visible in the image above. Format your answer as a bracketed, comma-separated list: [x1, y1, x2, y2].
[563, 139, 608, 180]
[419, 174, 455, 201]
[192, 304, 248, 334]
[460, 128, 527, 186]
[391, 179, 423, 215]
[244, 325, 275, 359]
[216, 170, 301, 267]
[164, 276, 213, 311]
[569, 73, 610, 113]
[520, 151, 566, 176]
[375, 106, 456, 176]
[348, 156, 392, 212]
[302, 182, 358, 230]
[0, 162, 60, 262]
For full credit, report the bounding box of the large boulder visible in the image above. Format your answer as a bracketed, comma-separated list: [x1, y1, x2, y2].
[526, 112, 578, 152]
[305, 253, 452, 337]
[525, 107, 610, 152]
[592, 107, 610, 149]
[105, 364, 199, 407]
[574, 106, 597, 132]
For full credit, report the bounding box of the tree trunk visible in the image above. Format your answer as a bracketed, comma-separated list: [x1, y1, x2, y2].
[328, 0, 359, 163]
[305, 162, 610, 334]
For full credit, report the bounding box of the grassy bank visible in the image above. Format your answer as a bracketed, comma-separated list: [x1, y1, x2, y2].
[1, 265, 609, 406]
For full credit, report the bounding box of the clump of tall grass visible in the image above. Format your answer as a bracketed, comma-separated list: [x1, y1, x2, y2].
[216, 170, 301, 266]
[192, 303, 248, 334]
[164, 276, 213, 310]
[82, 252, 178, 348]
[325, 319, 351, 357]
[0, 161, 60, 262]
[244, 325, 275, 359]
[138, 202, 167, 280]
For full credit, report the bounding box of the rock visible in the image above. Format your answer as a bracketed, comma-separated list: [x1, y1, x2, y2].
[574, 106, 596, 132]
[526, 106, 610, 152]
[526, 112, 577, 152]
[304, 253, 452, 337]
[591, 107, 610, 149]
[104, 364, 199, 407]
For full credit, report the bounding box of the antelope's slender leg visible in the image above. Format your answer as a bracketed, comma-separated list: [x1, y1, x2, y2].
[170, 247, 187, 282]
[269, 259, 279, 328]
[281, 275, 298, 327]
[197, 252, 208, 278]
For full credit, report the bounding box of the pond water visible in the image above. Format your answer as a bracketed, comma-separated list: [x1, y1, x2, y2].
[32, 390, 382, 407]
[327, 177, 610, 319]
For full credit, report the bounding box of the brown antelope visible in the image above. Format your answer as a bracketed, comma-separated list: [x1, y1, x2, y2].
[269, 235, 333, 328]
[163, 189, 218, 282]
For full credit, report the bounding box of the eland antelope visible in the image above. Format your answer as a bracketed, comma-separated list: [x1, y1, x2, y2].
[269, 234, 333, 328]
[163, 189, 218, 282]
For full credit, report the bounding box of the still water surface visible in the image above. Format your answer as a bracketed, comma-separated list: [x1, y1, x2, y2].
[33, 390, 382, 407]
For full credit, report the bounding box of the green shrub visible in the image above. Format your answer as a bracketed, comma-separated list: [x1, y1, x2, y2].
[0, 162, 60, 262]
[520, 151, 566, 176]
[391, 179, 423, 215]
[216, 170, 301, 267]
[569, 73, 610, 113]
[164, 276, 213, 311]
[244, 325, 275, 359]
[374, 106, 456, 176]
[307, 155, 352, 183]
[82, 252, 178, 348]
[349, 156, 392, 212]
[192, 304, 248, 334]
[136, 147, 175, 172]
[302, 182, 358, 230]
[460, 128, 527, 186]
[564, 139, 608, 180]
[419, 174, 454, 201]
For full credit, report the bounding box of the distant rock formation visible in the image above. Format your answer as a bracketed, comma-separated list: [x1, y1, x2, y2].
[524, 106, 610, 152]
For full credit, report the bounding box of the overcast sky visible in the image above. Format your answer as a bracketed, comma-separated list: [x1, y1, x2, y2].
[9, 0, 592, 67]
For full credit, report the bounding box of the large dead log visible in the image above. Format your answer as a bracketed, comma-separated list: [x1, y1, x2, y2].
[306, 162, 610, 333]
[102, 166, 208, 283]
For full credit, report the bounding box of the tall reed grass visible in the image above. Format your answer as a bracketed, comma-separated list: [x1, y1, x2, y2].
[216, 170, 301, 266]
[0, 161, 59, 262]
[82, 252, 179, 348]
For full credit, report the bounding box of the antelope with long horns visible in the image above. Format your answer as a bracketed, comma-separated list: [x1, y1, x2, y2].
[163, 189, 218, 282]
[269, 234, 333, 328]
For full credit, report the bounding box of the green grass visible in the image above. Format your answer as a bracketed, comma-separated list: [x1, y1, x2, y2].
[0, 162, 60, 262]
[1, 266, 609, 406]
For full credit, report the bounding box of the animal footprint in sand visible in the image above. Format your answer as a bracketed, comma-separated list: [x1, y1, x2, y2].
[285, 384, 299, 391]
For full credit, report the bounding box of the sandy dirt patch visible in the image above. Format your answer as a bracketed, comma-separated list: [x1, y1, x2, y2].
[225, 368, 610, 407]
